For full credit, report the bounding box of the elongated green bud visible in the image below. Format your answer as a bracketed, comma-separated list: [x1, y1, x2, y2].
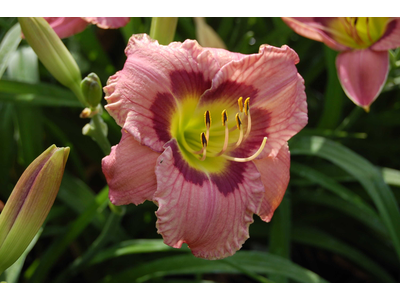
[194, 17, 226, 49]
[0, 145, 69, 274]
[81, 73, 103, 108]
[18, 17, 86, 106]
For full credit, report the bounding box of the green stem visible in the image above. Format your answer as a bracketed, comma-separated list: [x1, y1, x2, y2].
[149, 17, 178, 45]
[317, 46, 345, 129]
[83, 113, 111, 156]
[334, 106, 364, 133]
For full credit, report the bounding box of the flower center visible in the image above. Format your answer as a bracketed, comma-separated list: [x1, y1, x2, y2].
[326, 17, 390, 49]
[170, 97, 267, 173]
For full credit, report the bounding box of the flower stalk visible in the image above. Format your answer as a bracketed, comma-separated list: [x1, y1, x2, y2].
[82, 112, 111, 155]
[149, 17, 178, 45]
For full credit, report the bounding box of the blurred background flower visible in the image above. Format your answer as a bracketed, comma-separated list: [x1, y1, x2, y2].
[282, 17, 400, 111]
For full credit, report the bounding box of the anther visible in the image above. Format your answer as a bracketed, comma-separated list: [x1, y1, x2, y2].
[238, 97, 243, 112]
[199, 132, 208, 161]
[365, 17, 373, 43]
[216, 110, 229, 156]
[205, 110, 211, 127]
[244, 97, 250, 115]
[204, 110, 211, 141]
[243, 97, 252, 140]
[235, 113, 242, 130]
[201, 132, 208, 147]
[235, 113, 244, 147]
[221, 109, 228, 126]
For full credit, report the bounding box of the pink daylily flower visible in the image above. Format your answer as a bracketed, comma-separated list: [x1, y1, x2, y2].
[43, 17, 130, 39]
[282, 17, 400, 111]
[102, 34, 307, 259]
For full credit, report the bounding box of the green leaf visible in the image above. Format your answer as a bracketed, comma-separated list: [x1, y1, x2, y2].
[30, 186, 110, 282]
[104, 251, 327, 283]
[0, 22, 21, 79]
[0, 80, 81, 107]
[0, 102, 16, 197]
[290, 136, 400, 260]
[381, 167, 400, 187]
[292, 226, 395, 282]
[268, 196, 291, 282]
[55, 204, 126, 282]
[90, 239, 187, 266]
[7, 46, 38, 82]
[8, 46, 43, 166]
[291, 162, 388, 238]
[57, 172, 107, 230]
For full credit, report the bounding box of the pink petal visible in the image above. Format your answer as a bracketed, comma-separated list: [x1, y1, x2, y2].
[253, 143, 290, 222]
[202, 47, 246, 66]
[153, 140, 265, 259]
[43, 17, 89, 39]
[104, 34, 222, 152]
[336, 49, 389, 110]
[282, 17, 348, 51]
[82, 17, 130, 29]
[371, 18, 400, 51]
[101, 130, 159, 206]
[200, 44, 307, 159]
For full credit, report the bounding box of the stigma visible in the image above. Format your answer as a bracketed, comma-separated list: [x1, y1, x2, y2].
[193, 97, 267, 162]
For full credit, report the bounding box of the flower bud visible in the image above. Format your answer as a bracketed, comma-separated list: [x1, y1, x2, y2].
[81, 73, 103, 108]
[194, 17, 226, 49]
[0, 145, 69, 274]
[18, 17, 85, 106]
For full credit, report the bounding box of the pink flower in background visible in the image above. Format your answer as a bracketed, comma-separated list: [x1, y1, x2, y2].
[283, 17, 400, 111]
[101, 34, 307, 259]
[43, 17, 130, 39]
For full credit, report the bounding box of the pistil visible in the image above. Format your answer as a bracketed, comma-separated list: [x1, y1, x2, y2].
[222, 137, 268, 162]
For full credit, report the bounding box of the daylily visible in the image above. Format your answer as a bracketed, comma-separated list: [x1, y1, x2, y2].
[43, 17, 130, 39]
[102, 34, 307, 259]
[282, 17, 400, 111]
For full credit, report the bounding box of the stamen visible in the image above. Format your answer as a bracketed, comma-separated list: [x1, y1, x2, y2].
[238, 97, 243, 112]
[235, 113, 244, 147]
[243, 97, 252, 140]
[204, 110, 211, 141]
[205, 110, 211, 127]
[221, 109, 228, 126]
[216, 110, 229, 156]
[347, 17, 365, 46]
[199, 132, 208, 161]
[223, 137, 268, 162]
[244, 97, 250, 116]
[365, 17, 374, 43]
